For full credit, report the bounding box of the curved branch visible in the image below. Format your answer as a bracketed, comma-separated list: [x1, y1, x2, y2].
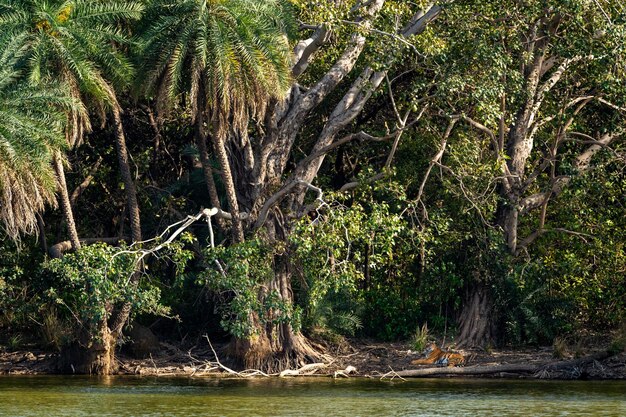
[254, 180, 324, 230]
[292, 26, 329, 78]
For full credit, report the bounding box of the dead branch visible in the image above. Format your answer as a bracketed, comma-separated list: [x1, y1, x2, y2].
[379, 366, 407, 381]
[333, 365, 358, 379]
[203, 334, 270, 378]
[70, 156, 103, 206]
[280, 362, 329, 377]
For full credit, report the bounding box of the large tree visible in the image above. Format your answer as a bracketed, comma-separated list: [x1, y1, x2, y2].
[420, 0, 626, 347]
[140, 0, 442, 371]
[0, 0, 144, 250]
[0, 40, 71, 240]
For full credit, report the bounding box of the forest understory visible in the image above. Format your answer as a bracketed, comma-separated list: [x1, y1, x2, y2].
[2, 335, 625, 380]
[1, 0, 625, 376]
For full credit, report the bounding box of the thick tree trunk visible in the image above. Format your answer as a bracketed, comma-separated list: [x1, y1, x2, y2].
[59, 321, 116, 375]
[112, 107, 142, 243]
[456, 282, 497, 348]
[53, 152, 81, 251]
[228, 215, 324, 372]
[228, 267, 324, 372]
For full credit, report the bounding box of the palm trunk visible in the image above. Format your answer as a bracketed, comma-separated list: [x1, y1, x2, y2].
[70, 107, 142, 376]
[112, 106, 142, 243]
[212, 126, 244, 244]
[195, 92, 227, 232]
[53, 152, 81, 251]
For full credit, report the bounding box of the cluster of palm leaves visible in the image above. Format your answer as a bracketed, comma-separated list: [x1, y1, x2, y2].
[0, 38, 70, 239]
[0, 0, 294, 243]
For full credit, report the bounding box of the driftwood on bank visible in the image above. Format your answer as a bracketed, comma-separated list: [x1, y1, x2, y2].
[396, 351, 613, 378]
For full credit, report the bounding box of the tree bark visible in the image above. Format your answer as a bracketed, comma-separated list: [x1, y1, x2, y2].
[212, 126, 245, 244]
[112, 106, 142, 243]
[53, 152, 81, 251]
[71, 106, 142, 375]
[456, 282, 497, 348]
[229, 215, 325, 371]
[58, 321, 116, 375]
[398, 350, 613, 378]
[195, 82, 227, 232]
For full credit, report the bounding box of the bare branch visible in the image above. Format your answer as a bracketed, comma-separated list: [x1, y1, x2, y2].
[452, 114, 495, 140]
[70, 156, 103, 206]
[339, 172, 386, 192]
[596, 97, 626, 113]
[414, 118, 457, 205]
[292, 26, 330, 78]
[255, 180, 324, 230]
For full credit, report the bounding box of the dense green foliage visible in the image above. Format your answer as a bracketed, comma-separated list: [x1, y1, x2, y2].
[0, 0, 624, 359]
[0, 43, 71, 238]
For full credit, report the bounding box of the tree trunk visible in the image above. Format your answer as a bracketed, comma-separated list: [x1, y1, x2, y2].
[59, 320, 116, 375]
[69, 107, 142, 375]
[229, 263, 324, 372]
[195, 93, 227, 232]
[112, 106, 142, 243]
[456, 282, 497, 348]
[53, 152, 81, 251]
[212, 127, 244, 244]
[228, 214, 324, 372]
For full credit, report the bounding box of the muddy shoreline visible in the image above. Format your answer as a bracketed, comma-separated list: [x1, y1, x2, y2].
[2, 340, 625, 380]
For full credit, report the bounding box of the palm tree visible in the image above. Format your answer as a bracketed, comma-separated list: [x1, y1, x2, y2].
[0, 0, 145, 246]
[0, 39, 71, 241]
[1, 0, 144, 375]
[138, 0, 294, 243]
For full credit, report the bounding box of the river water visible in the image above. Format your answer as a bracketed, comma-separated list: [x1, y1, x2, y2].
[0, 376, 625, 416]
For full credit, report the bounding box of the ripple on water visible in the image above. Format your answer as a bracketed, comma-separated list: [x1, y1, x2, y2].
[0, 376, 625, 417]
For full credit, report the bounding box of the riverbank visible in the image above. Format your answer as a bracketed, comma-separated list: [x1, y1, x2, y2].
[2, 339, 625, 380]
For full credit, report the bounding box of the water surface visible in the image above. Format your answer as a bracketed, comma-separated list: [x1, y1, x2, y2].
[0, 376, 625, 416]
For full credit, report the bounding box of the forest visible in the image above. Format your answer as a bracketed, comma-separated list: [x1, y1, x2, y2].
[0, 0, 625, 376]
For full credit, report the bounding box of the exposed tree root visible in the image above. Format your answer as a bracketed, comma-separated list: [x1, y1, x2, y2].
[228, 326, 332, 374]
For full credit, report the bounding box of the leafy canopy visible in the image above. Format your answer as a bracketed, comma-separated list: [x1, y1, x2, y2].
[0, 39, 72, 239]
[0, 0, 144, 144]
[137, 0, 295, 138]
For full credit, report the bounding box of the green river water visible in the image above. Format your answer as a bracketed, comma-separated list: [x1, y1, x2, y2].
[0, 376, 624, 416]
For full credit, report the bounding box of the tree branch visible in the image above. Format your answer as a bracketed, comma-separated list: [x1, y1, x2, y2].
[254, 180, 324, 230]
[70, 156, 103, 206]
[292, 26, 330, 78]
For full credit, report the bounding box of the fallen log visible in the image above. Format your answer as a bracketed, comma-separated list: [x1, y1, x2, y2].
[396, 350, 614, 378]
[396, 363, 537, 377]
